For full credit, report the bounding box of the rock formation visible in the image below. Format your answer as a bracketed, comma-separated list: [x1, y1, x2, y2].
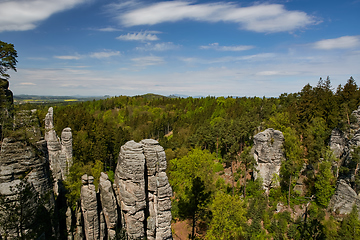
[99, 172, 118, 239]
[328, 179, 360, 217]
[114, 140, 147, 239]
[113, 139, 173, 240]
[253, 128, 284, 193]
[45, 107, 73, 195]
[0, 110, 55, 238]
[329, 106, 360, 215]
[81, 174, 100, 240]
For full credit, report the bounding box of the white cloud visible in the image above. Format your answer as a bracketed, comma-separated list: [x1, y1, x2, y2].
[96, 27, 122, 32]
[54, 55, 82, 60]
[312, 36, 360, 50]
[116, 32, 159, 41]
[54, 50, 120, 60]
[0, 0, 88, 32]
[136, 42, 180, 51]
[117, 1, 316, 33]
[90, 50, 121, 58]
[200, 43, 254, 51]
[131, 56, 164, 66]
[19, 82, 36, 86]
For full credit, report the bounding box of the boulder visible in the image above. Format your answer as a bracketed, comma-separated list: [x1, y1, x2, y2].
[329, 179, 360, 217]
[253, 128, 284, 193]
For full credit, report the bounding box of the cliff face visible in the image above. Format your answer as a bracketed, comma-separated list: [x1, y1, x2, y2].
[329, 106, 360, 216]
[253, 128, 285, 194]
[45, 107, 73, 195]
[74, 139, 173, 240]
[0, 106, 173, 239]
[0, 110, 55, 239]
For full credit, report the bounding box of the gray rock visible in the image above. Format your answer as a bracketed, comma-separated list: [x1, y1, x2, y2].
[329, 179, 360, 217]
[114, 140, 146, 239]
[0, 110, 55, 238]
[44, 107, 73, 195]
[66, 207, 73, 240]
[253, 128, 284, 193]
[141, 139, 172, 240]
[74, 206, 84, 240]
[113, 139, 173, 240]
[99, 172, 118, 239]
[81, 174, 100, 240]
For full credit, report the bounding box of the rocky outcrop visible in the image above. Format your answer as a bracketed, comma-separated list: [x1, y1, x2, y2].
[45, 107, 73, 195]
[99, 172, 118, 239]
[141, 139, 172, 240]
[81, 174, 100, 240]
[253, 128, 284, 193]
[114, 140, 147, 239]
[329, 106, 360, 215]
[113, 139, 173, 240]
[0, 110, 55, 239]
[329, 179, 360, 217]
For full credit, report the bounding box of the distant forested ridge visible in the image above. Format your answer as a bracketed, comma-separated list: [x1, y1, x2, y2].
[18, 76, 360, 238]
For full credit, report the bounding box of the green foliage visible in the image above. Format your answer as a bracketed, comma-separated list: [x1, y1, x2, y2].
[169, 148, 216, 196]
[206, 192, 247, 240]
[338, 205, 360, 239]
[0, 40, 18, 79]
[315, 155, 336, 208]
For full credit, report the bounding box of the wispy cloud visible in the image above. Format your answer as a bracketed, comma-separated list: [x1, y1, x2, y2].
[19, 82, 36, 86]
[0, 0, 89, 32]
[136, 42, 180, 51]
[116, 1, 316, 33]
[96, 27, 123, 32]
[90, 50, 121, 58]
[54, 55, 82, 60]
[116, 32, 159, 41]
[131, 56, 164, 66]
[54, 50, 121, 60]
[312, 36, 360, 50]
[200, 43, 254, 51]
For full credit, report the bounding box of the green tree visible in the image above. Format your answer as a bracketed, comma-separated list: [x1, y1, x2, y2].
[314, 154, 336, 208]
[0, 41, 18, 80]
[169, 148, 215, 239]
[206, 192, 247, 240]
[338, 205, 360, 239]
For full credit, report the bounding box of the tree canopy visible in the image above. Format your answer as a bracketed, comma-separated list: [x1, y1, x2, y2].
[0, 40, 18, 80]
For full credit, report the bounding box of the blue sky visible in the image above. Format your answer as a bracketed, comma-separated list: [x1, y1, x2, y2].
[1, 0, 360, 97]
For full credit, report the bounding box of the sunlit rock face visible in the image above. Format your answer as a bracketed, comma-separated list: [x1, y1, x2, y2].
[253, 128, 284, 194]
[81, 174, 100, 240]
[99, 172, 118, 239]
[44, 107, 73, 195]
[113, 139, 173, 240]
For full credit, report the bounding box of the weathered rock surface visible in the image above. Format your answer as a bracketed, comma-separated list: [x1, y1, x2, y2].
[45, 107, 73, 195]
[0, 110, 55, 239]
[113, 139, 173, 240]
[329, 179, 360, 217]
[329, 106, 360, 214]
[99, 172, 118, 239]
[114, 140, 147, 239]
[253, 128, 284, 193]
[81, 174, 100, 240]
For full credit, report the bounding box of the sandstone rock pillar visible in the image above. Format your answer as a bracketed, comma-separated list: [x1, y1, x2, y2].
[81, 174, 100, 240]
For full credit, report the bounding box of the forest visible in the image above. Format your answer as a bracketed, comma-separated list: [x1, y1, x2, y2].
[5, 76, 360, 239]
